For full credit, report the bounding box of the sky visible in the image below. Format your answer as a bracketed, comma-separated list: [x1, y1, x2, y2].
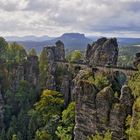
[0, 0, 140, 37]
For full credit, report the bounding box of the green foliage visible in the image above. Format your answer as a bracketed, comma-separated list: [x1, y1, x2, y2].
[126, 69, 140, 140]
[28, 48, 37, 56]
[56, 102, 75, 140]
[118, 46, 140, 66]
[12, 134, 19, 140]
[87, 131, 112, 140]
[88, 73, 109, 90]
[39, 49, 49, 87]
[28, 90, 64, 140]
[0, 129, 6, 140]
[66, 50, 83, 63]
[126, 97, 140, 140]
[35, 130, 51, 140]
[128, 69, 140, 97]
[4, 79, 37, 140]
[0, 37, 8, 59]
[7, 42, 27, 63]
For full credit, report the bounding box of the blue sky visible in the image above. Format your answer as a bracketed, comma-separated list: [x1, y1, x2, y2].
[0, 0, 140, 37]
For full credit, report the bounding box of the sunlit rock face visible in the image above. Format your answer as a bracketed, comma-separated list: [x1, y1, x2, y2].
[86, 37, 118, 66]
[74, 78, 134, 140]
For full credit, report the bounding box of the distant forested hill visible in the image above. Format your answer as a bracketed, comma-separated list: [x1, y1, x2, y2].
[6, 33, 140, 54]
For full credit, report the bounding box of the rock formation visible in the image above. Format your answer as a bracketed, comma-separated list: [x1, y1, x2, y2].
[133, 52, 140, 68]
[86, 37, 118, 66]
[10, 56, 39, 91]
[26, 56, 39, 86]
[61, 75, 72, 108]
[74, 71, 134, 140]
[42, 41, 65, 90]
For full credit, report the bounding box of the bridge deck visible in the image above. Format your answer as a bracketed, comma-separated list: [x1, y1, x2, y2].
[56, 60, 138, 73]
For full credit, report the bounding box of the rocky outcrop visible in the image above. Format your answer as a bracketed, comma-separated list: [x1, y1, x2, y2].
[74, 80, 134, 140]
[133, 52, 140, 68]
[43, 40, 65, 62]
[55, 40, 65, 61]
[96, 86, 114, 132]
[26, 56, 39, 86]
[46, 74, 56, 90]
[74, 81, 98, 140]
[61, 75, 72, 108]
[86, 37, 118, 66]
[10, 55, 40, 91]
[42, 41, 65, 90]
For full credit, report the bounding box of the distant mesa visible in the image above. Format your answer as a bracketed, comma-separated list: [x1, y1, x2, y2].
[5, 33, 92, 53]
[61, 33, 86, 39]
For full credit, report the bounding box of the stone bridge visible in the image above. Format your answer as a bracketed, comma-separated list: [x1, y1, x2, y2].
[56, 60, 138, 77]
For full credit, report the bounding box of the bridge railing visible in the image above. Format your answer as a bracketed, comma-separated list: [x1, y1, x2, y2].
[55, 60, 138, 71]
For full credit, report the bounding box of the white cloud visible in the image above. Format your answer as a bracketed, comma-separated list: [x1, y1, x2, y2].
[0, 0, 139, 37]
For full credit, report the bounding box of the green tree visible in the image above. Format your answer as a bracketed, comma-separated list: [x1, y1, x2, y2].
[12, 134, 19, 140]
[0, 37, 8, 59]
[126, 97, 140, 140]
[7, 42, 27, 63]
[128, 68, 140, 97]
[88, 73, 109, 90]
[88, 131, 112, 140]
[39, 48, 48, 87]
[0, 129, 6, 140]
[56, 102, 75, 140]
[35, 130, 51, 140]
[29, 90, 64, 139]
[66, 50, 83, 63]
[28, 48, 37, 56]
[7, 127, 15, 140]
[10, 116, 18, 133]
[126, 67, 140, 139]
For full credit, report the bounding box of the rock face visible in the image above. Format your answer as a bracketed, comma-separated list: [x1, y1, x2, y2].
[74, 81, 134, 140]
[10, 56, 39, 91]
[86, 37, 118, 66]
[26, 56, 39, 86]
[42, 41, 65, 90]
[133, 52, 140, 68]
[61, 75, 72, 108]
[43, 40, 65, 62]
[74, 81, 98, 140]
[55, 40, 65, 61]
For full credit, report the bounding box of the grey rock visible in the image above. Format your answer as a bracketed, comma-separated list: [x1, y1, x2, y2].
[74, 81, 98, 140]
[120, 85, 134, 115]
[61, 75, 71, 108]
[46, 74, 56, 90]
[86, 37, 118, 66]
[96, 86, 114, 132]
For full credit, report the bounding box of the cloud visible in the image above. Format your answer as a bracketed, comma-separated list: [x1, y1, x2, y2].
[0, 0, 140, 37]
